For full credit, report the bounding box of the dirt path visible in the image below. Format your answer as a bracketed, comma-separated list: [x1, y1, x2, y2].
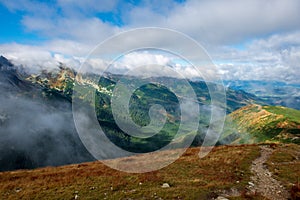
[247, 145, 290, 199]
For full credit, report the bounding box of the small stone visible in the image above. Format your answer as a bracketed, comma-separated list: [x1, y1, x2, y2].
[265, 172, 271, 176]
[74, 191, 79, 194]
[139, 182, 142, 185]
[161, 183, 170, 188]
[192, 178, 200, 183]
[248, 182, 255, 187]
[15, 188, 22, 193]
[90, 186, 95, 190]
[236, 181, 240, 183]
[216, 196, 229, 200]
[74, 194, 79, 199]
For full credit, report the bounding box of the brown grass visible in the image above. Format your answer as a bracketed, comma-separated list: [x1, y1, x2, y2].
[0, 144, 290, 200]
[266, 143, 300, 199]
[290, 183, 300, 200]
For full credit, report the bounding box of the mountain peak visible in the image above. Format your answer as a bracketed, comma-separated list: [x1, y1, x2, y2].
[0, 56, 34, 91]
[0, 56, 13, 69]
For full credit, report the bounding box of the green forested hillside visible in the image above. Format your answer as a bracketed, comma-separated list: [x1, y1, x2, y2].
[31, 67, 264, 152]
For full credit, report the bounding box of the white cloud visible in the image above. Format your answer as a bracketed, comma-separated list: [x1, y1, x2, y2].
[7, 0, 300, 46]
[2, 0, 120, 45]
[0, 43, 82, 73]
[110, 51, 217, 79]
[215, 31, 300, 83]
[1, 0, 300, 83]
[45, 39, 92, 56]
[127, 0, 300, 45]
[1, 0, 56, 17]
[119, 51, 171, 69]
[56, 0, 118, 14]
[22, 16, 120, 44]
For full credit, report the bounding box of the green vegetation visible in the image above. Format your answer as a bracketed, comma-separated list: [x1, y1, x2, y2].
[264, 106, 300, 124]
[31, 66, 300, 154]
[221, 104, 300, 145]
[63, 71, 262, 152]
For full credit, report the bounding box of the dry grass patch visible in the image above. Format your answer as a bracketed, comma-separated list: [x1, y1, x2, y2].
[0, 145, 260, 199]
[266, 143, 300, 199]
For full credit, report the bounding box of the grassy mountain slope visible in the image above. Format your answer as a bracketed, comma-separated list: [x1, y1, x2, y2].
[0, 144, 299, 199]
[0, 145, 260, 199]
[221, 104, 300, 144]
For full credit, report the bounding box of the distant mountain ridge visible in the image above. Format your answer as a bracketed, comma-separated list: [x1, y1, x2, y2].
[224, 80, 300, 110]
[24, 60, 264, 113]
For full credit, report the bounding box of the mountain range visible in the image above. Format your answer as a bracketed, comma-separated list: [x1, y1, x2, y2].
[224, 80, 300, 110]
[0, 55, 299, 172]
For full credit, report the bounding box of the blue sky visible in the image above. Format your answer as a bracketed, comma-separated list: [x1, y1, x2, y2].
[0, 3, 33, 43]
[0, 0, 300, 83]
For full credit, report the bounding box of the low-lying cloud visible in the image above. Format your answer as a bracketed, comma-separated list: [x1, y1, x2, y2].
[0, 68, 94, 171]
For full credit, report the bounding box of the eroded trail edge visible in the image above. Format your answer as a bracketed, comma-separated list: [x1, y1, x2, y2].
[247, 145, 289, 199]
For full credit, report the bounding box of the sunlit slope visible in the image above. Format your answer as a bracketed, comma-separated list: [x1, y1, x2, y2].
[221, 104, 300, 144]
